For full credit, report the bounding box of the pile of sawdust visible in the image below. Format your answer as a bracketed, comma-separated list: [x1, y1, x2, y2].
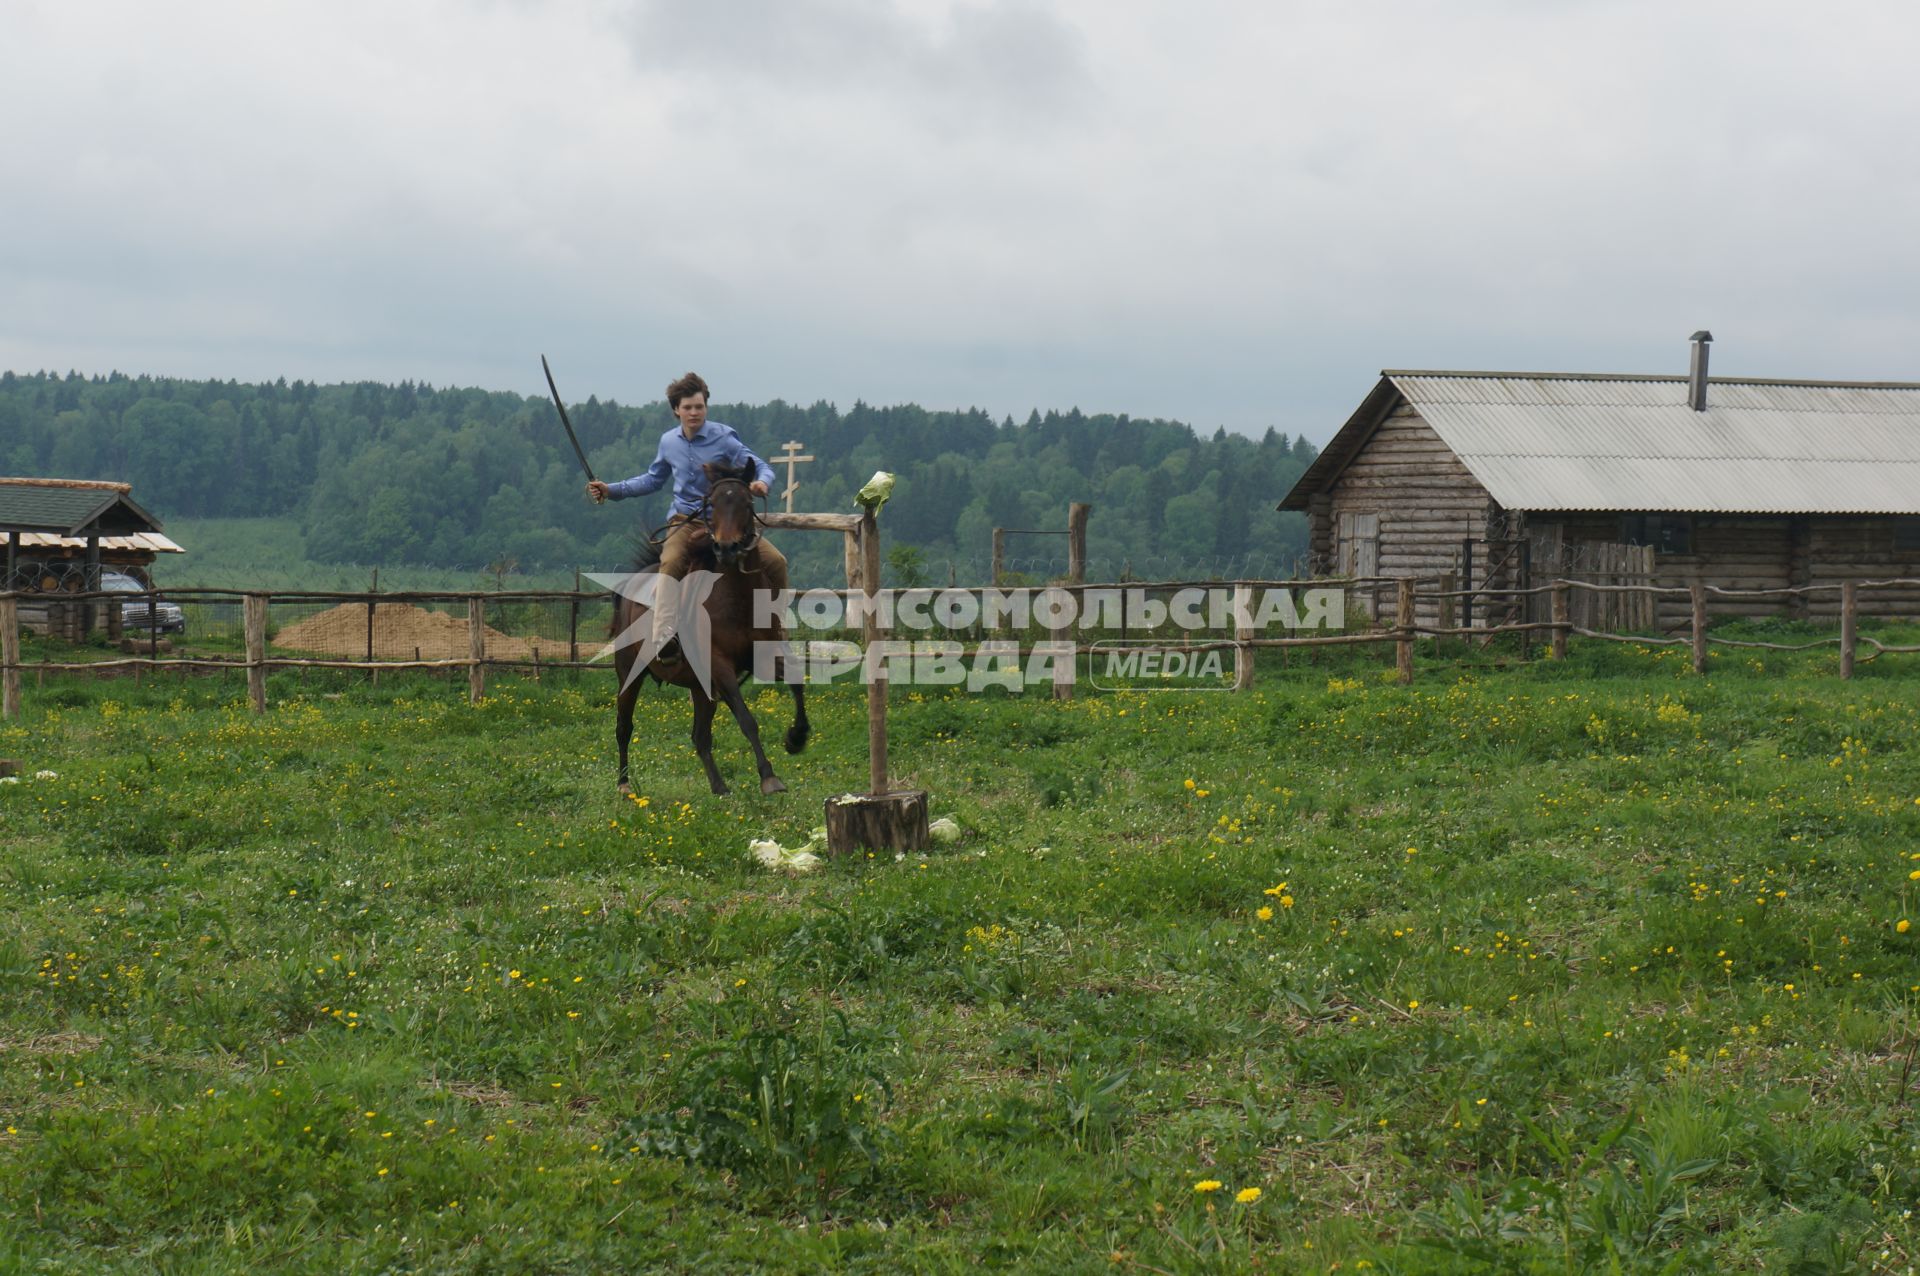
[273, 602, 554, 662]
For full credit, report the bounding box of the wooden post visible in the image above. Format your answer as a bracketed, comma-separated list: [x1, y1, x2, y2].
[1048, 586, 1074, 701]
[1395, 577, 1415, 685]
[367, 568, 379, 687]
[1517, 541, 1533, 661]
[1436, 571, 1455, 656]
[844, 531, 863, 595]
[1551, 583, 1569, 661]
[1690, 582, 1708, 675]
[245, 592, 267, 714]
[1460, 539, 1474, 630]
[826, 509, 930, 855]
[570, 568, 581, 666]
[991, 528, 1006, 588]
[81, 534, 100, 638]
[1067, 503, 1090, 585]
[1, 595, 20, 720]
[1233, 582, 1254, 691]
[468, 595, 486, 703]
[1642, 548, 1656, 632]
[862, 513, 886, 795]
[1840, 581, 1858, 680]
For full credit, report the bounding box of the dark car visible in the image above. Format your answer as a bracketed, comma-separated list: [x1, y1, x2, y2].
[101, 570, 186, 634]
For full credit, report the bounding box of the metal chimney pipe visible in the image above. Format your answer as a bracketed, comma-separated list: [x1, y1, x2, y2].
[1688, 330, 1713, 411]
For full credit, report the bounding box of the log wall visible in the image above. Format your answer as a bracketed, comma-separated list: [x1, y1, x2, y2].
[1319, 405, 1492, 625]
[1529, 514, 1920, 628]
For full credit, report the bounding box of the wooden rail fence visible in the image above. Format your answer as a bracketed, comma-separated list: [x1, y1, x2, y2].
[6, 573, 1920, 719]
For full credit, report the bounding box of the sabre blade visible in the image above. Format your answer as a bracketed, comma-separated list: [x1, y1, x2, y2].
[541, 353, 597, 483]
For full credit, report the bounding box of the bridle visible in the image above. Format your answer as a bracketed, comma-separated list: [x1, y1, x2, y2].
[640, 474, 768, 559]
[696, 474, 763, 563]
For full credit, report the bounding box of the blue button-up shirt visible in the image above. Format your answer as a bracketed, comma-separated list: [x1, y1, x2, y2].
[605, 422, 775, 517]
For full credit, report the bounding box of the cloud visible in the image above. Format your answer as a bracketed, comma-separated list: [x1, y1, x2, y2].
[619, 0, 1093, 132]
[4, 0, 1920, 440]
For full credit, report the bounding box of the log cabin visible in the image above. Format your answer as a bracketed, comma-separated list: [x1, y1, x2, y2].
[1279, 336, 1920, 629]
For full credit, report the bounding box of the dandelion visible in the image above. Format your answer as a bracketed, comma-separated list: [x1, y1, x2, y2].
[1193, 1179, 1222, 1193]
[1235, 1187, 1262, 1204]
[1900, 920, 1912, 934]
[1256, 906, 1274, 921]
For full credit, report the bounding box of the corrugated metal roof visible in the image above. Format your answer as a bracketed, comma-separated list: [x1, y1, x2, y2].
[14, 531, 184, 554]
[1389, 373, 1920, 513]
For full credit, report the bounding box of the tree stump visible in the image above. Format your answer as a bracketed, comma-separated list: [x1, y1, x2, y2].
[824, 789, 930, 855]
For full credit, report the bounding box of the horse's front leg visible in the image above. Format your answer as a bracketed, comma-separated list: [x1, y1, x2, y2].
[615, 678, 639, 797]
[771, 639, 810, 755]
[690, 691, 727, 795]
[713, 664, 785, 796]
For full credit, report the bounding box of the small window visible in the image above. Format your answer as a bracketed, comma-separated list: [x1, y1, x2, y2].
[1621, 514, 1692, 555]
[1895, 518, 1920, 552]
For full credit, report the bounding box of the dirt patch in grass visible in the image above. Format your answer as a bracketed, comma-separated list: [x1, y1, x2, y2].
[421, 1078, 520, 1107]
[0, 1031, 105, 1058]
[274, 602, 552, 661]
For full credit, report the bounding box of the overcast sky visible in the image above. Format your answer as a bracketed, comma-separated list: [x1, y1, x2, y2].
[5, 0, 1919, 441]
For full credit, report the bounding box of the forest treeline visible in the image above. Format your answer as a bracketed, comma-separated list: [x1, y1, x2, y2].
[0, 370, 1317, 584]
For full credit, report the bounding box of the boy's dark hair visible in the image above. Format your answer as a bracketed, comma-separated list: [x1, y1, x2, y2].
[667, 372, 710, 408]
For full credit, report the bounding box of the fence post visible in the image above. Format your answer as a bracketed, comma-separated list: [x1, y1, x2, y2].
[1395, 577, 1415, 685]
[1460, 539, 1474, 629]
[1551, 583, 1569, 661]
[570, 568, 581, 666]
[991, 528, 1005, 588]
[1690, 582, 1708, 675]
[1436, 572, 1455, 655]
[1518, 541, 1533, 661]
[1233, 582, 1254, 691]
[861, 510, 888, 794]
[367, 567, 379, 686]
[1, 596, 19, 720]
[1067, 503, 1090, 585]
[468, 595, 486, 704]
[1841, 581, 1858, 680]
[245, 592, 268, 714]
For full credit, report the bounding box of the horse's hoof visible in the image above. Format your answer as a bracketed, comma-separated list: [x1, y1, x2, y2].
[710, 781, 730, 796]
[617, 781, 632, 798]
[760, 776, 787, 796]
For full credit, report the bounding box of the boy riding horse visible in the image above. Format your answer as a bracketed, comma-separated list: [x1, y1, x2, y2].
[586, 371, 787, 661]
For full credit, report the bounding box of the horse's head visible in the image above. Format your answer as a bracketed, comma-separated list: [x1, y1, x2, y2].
[700, 460, 760, 566]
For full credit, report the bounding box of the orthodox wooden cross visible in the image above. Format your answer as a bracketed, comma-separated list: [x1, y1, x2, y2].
[774, 440, 814, 513]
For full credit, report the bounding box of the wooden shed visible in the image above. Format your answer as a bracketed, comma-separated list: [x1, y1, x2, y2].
[1279, 362, 1920, 629]
[1, 477, 183, 638]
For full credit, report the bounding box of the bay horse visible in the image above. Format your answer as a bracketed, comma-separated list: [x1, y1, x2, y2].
[612, 461, 809, 796]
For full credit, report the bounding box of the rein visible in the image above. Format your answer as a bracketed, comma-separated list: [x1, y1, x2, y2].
[641, 476, 767, 551]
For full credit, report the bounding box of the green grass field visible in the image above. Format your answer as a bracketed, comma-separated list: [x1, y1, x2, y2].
[4, 637, 1920, 1273]
[158, 518, 582, 593]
